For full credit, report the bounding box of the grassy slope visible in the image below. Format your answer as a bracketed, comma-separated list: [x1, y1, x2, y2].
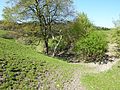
[81, 30, 120, 90]
[0, 30, 84, 90]
[1, 30, 120, 90]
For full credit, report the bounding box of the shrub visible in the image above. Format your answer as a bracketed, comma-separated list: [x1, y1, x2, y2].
[75, 31, 107, 62]
[114, 30, 120, 46]
[17, 37, 33, 45]
[71, 12, 93, 42]
[1, 31, 21, 39]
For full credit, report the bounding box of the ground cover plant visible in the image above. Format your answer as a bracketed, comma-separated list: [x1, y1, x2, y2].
[114, 30, 120, 46]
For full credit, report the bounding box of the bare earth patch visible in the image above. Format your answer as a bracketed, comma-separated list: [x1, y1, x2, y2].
[63, 68, 86, 90]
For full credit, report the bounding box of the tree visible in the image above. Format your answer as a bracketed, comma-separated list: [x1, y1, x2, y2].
[113, 15, 120, 29]
[3, 0, 74, 55]
[70, 12, 93, 42]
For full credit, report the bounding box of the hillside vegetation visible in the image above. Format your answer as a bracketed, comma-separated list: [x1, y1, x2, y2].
[0, 30, 84, 89]
[75, 31, 107, 62]
[0, 29, 120, 90]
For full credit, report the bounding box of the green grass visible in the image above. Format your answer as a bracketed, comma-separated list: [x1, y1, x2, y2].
[81, 30, 120, 90]
[82, 61, 120, 90]
[0, 31, 84, 89]
[1, 29, 120, 90]
[0, 30, 7, 36]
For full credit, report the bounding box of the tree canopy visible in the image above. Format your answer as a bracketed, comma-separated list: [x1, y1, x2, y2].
[3, 0, 74, 54]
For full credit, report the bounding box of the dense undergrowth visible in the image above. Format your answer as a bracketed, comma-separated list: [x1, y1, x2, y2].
[114, 30, 120, 46]
[0, 30, 79, 90]
[75, 31, 107, 62]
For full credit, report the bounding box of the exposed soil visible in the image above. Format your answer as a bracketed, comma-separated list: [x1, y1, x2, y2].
[63, 68, 86, 90]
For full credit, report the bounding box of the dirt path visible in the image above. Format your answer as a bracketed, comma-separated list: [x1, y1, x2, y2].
[63, 68, 86, 90]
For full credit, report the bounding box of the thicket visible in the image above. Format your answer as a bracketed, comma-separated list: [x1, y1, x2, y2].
[75, 31, 107, 62]
[113, 16, 120, 47]
[71, 13, 93, 42]
[114, 30, 120, 46]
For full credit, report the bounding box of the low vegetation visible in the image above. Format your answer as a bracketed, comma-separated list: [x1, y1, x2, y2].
[0, 30, 81, 89]
[114, 30, 120, 46]
[80, 29, 120, 90]
[75, 31, 107, 62]
[82, 61, 120, 90]
[0, 0, 120, 89]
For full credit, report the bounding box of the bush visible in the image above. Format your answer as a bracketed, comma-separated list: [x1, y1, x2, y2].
[71, 12, 93, 42]
[1, 31, 21, 39]
[114, 30, 120, 46]
[17, 37, 33, 45]
[75, 31, 107, 62]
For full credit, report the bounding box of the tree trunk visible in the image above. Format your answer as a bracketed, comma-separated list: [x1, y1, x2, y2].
[44, 26, 49, 55]
[52, 35, 63, 57]
[44, 38, 49, 55]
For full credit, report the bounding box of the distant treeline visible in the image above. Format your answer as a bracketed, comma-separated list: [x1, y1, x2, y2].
[0, 20, 110, 32]
[94, 26, 111, 30]
[0, 20, 39, 32]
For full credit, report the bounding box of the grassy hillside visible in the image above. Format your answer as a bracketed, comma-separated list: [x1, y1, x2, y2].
[0, 30, 120, 90]
[0, 30, 84, 89]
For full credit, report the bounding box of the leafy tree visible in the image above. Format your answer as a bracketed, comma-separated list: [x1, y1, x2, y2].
[70, 12, 93, 42]
[113, 15, 120, 29]
[2, 0, 74, 55]
[50, 13, 94, 59]
[75, 31, 107, 63]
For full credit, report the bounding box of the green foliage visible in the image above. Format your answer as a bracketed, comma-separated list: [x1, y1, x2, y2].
[0, 30, 7, 36]
[82, 61, 120, 90]
[0, 38, 46, 89]
[1, 31, 21, 39]
[0, 35, 76, 89]
[75, 31, 107, 62]
[94, 26, 110, 30]
[71, 12, 93, 41]
[3, 0, 74, 54]
[114, 30, 120, 46]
